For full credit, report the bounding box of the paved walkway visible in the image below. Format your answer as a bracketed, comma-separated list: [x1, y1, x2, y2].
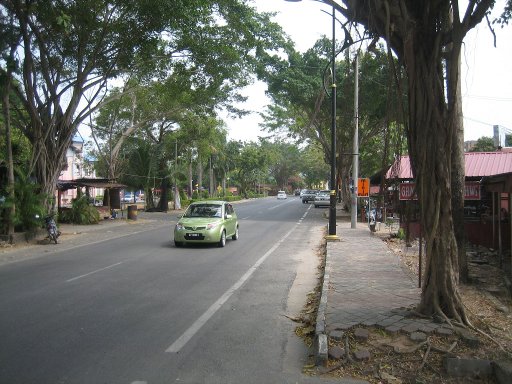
[325, 220, 420, 331]
[315, 215, 457, 363]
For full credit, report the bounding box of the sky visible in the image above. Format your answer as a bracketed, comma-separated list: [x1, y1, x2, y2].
[224, 0, 512, 143]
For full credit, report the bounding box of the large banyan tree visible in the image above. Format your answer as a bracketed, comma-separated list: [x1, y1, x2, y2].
[330, 0, 498, 324]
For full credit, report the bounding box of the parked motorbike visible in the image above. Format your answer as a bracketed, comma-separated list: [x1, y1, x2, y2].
[35, 214, 61, 244]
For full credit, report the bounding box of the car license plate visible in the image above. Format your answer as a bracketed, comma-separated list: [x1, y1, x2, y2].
[187, 233, 201, 238]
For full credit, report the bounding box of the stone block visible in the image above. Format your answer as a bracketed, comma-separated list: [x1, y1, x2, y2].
[410, 332, 427, 342]
[328, 346, 346, 360]
[492, 360, 512, 384]
[361, 319, 377, 326]
[454, 327, 480, 347]
[315, 334, 328, 367]
[436, 327, 454, 336]
[444, 357, 492, 378]
[385, 325, 402, 334]
[354, 349, 371, 361]
[376, 318, 399, 329]
[419, 323, 439, 333]
[402, 323, 421, 333]
[329, 330, 344, 341]
[354, 328, 370, 341]
[328, 322, 346, 331]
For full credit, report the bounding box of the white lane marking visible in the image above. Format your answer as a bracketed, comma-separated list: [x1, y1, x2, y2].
[165, 210, 309, 353]
[267, 200, 293, 210]
[66, 262, 123, 283]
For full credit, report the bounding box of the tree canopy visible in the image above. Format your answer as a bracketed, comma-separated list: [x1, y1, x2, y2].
[259, 38, 406, 206]
[0, 0, 288, 206]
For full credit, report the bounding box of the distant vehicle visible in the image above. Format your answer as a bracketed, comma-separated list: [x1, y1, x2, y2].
[294, 189, 301, 196]
[88, 197, 103, 206]
[122, 193, 135, 203]
[277, 190, 287, 199]
[173, 201, 239, 247]
[314, 190, 331, 208]
[301, 189, 318, 204]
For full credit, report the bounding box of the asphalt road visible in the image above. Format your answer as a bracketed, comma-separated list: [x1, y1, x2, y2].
[0, 197, 350, 384]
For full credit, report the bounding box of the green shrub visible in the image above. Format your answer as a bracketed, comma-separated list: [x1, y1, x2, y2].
[59, 196, 100, 224]
[224, 196, 242, 202]
[0, 170, 46, 233]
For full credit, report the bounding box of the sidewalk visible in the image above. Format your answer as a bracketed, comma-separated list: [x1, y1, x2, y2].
[315, 213, 450, 364]
[0, 210, 179, 266]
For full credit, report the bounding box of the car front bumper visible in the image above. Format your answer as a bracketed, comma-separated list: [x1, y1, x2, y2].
[174, 228, 222, 243]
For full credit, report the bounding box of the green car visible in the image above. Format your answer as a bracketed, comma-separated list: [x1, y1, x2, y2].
[173, 201, 239, 247]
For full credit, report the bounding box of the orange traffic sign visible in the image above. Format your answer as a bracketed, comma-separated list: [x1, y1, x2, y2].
[357, 178, 370, 197]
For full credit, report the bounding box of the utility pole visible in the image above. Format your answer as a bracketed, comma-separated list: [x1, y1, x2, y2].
[351, 53, 359, 228]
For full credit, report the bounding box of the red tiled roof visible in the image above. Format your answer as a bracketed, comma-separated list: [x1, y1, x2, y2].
[386, 156, 413, 179]
[465, 152, 512, 177]
[386, 152, 512, 180]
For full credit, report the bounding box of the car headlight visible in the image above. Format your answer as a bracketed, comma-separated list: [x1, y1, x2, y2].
[207, 222, 219, 230]
[175, 223, 184, 231]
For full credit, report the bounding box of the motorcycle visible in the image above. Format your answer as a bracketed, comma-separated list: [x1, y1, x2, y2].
[35, 214, 61, 244]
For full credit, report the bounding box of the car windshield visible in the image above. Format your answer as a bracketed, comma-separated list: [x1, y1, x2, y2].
[184, 204, 222, 218]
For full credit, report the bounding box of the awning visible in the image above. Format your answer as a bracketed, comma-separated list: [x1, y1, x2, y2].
[57, 178, 126, 191]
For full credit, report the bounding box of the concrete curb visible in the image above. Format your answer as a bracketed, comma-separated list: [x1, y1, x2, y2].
[314, 233, 334, 366]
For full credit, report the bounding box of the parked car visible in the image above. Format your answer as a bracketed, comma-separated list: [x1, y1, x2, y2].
[301, 189, 318, 204]
[277, 190, 287, 199]
[173, 201, 239, 247]
[122, 193, 135, 203]
[314, 190, 331, 208]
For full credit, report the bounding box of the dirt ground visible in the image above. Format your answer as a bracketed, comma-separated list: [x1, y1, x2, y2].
[297, 233, 512, 383]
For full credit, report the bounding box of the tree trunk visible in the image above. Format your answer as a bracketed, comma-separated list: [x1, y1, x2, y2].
[188, 161, 193, 198]
[157, 177, 169, 212]
[447, 36, 468, 283]
[1, 69, 15, 241]
[197, 154, 203, 193]
[403, 35, 468, 324]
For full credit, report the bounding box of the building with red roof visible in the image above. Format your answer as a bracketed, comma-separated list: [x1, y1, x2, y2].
[384, 152, 512, 253]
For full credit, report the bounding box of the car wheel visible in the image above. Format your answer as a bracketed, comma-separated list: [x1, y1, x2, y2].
[174, 241, 183, 247]
[218, 230, 226, 247]
[232, 226, 239, 240]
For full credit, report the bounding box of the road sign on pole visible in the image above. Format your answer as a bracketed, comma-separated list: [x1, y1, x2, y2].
[357, 178, 370, 197]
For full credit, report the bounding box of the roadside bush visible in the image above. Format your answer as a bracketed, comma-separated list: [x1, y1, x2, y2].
[0, 169, 46, 233]
[59, 196, 100, 225]
[224, 196, 242, 202]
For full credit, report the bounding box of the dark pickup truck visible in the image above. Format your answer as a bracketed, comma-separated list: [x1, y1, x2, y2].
[301, 189, 318, 204]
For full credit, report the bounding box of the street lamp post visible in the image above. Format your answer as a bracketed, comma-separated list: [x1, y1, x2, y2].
[286, 0, 339, 240]
[326, 2, 338, 240]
